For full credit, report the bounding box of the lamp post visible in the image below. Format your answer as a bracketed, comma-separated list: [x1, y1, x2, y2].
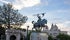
[27, 26, 29, 40]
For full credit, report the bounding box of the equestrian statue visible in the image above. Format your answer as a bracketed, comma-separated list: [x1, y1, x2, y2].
[32, 13, 48, 31]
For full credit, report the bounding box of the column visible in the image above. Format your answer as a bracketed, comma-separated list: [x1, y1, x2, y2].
[16, 34, 20, 40]
[6, 34, 10, 40]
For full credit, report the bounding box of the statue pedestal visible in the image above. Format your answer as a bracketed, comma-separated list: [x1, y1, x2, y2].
[30, 31, 48, 40]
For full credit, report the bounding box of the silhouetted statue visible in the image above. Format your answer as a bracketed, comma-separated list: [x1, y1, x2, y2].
[32, 13, 47, 31]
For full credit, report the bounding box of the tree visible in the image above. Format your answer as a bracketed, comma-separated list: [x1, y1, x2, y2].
[56, 34, 70, 40]
[0, 24, 5, 39]
[28, 31, 32, 40]
[48, 35, 54, 40]
[0, 3, 28, 28]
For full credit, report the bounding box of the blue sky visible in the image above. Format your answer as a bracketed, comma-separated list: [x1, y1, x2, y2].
[0, 0, 70, 34]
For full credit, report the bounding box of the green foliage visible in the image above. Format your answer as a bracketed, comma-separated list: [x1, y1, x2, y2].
[56, 34, 70, 40]
[0, 25, 5, 35]
[48, 35, 54, 40]
[0, 24, 5, 40]
[28, 31, 32, 40]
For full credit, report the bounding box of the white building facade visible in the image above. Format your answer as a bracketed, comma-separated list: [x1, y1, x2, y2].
[43, 24, 67, 38]
[5, 28, 26, 40]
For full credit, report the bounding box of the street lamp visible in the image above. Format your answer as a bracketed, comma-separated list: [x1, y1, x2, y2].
[27, 26, 29, 40]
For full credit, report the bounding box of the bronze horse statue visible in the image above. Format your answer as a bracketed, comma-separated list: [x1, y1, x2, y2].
[32, 13, 48, 31]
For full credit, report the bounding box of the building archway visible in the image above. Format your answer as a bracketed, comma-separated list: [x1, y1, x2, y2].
[10, 35, 16, 40]
[20, 34, 25, 40]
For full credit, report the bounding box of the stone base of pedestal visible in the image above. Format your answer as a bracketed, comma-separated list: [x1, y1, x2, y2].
[30, 32, 48, 40]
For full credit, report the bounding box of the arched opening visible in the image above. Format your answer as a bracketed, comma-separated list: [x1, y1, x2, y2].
[10, 35, 16, 40]
[20, 34, 25, 40]
[20, 37, 23, 40]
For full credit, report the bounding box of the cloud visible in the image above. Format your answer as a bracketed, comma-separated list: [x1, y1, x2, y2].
[21, 22, 33, 30]
[63, 21, 70, 27]
[0, 0, 40, 10]
[0, 0, 10, 4]
[64, 0, 70, 5]
[56, 21, 70, 35]
[44, 10, 70, 32]
[47, 10, 70, 14]
[45, 10, 70, 34]
[64, 21, 70, 24]
[40, 0, 48, 6]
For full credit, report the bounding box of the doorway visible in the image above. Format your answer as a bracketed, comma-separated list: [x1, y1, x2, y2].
[10, 35, 16, 40]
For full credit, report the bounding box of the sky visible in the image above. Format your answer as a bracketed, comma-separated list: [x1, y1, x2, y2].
[0, 0, 70, 34]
